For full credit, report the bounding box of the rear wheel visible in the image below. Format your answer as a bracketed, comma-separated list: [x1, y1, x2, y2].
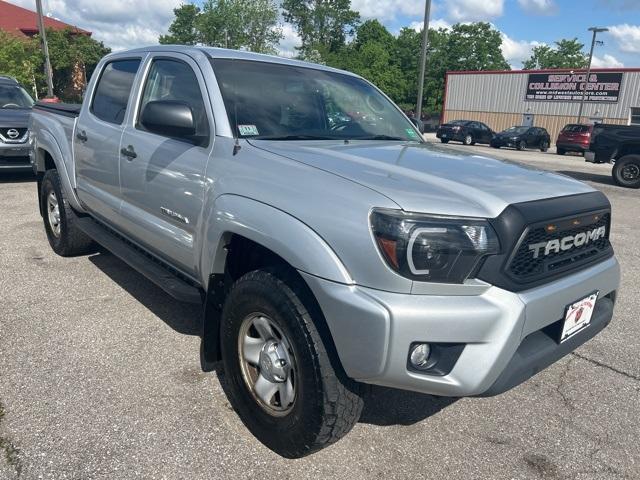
[463, 134, 473, 145]
[40, 169, 94, 256]
[557, 148, 566, 155]
[612, 154, 640, 188]
[540, 140, 549, 152]
[220, 268, 363, 458]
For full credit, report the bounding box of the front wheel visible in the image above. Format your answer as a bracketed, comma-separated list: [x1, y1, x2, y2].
[40, 169, 94, 256]
[220, 268, 363, 458]
[613, 154, 640, 188]
[463, 134, 474, 145]
[557, 148, 566, 155]
[440, 138, 449, 144]
[517, 140, 526, 151]
[540, 140, 549, 152]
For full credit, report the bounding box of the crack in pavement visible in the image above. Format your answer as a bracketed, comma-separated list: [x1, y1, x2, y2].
[0, 401, 22, 478]
[570, 352, 640, 382]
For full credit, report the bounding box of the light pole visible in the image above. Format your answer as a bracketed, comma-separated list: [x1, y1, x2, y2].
[35, 0, 54, 98]
[415, 0, 432, 123]
[577, 27, 608, 124]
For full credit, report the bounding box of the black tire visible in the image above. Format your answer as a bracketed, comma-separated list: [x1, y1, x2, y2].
[557, 148, 566, 155]
[463, 134, 473, 145]
[612, 154, 640, 188]
[220, 268, 363, 458]
[516, 140, 526, 151]
[40, 169, 94, 256]
[491, 143, 500, 149]
[440, 138, 449, 144]
[540, 140, 549, 152]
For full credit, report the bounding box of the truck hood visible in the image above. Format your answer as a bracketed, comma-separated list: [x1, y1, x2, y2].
[0, 108, 31, 128]
[251, 140, 595, 218]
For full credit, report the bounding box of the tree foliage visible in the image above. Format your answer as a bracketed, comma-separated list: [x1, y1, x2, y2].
[159, 4, 201, 45]
[282, 0, 360, 58]
[523, 38, 588, 69]
[160, 0, 282, 54]
[0, 29, 109, 100]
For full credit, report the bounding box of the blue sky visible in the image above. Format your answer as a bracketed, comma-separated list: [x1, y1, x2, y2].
[9, 0, 640, 68]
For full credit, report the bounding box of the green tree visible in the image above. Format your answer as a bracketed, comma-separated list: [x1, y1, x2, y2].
[444, 23, 510, 71]
[0, 31, 42, 96]
[282, 0, 360, 58]
[161, 0, 282, 53]
[44, 28, 110, 100]
[523, 38, 588, 69]
[159, 4, 201, 45]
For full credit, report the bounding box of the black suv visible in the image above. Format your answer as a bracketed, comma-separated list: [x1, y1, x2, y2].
[436, 120, 494, 145]
[0, 76, 34, 172]
[491, 126, 550, 152]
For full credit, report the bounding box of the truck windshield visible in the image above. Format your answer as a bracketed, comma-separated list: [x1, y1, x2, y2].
[0, 84, 34, 109]
[212, 59, 422, 142]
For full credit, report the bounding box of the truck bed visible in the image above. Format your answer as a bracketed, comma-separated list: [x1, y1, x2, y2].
[33, 102, 81, 118]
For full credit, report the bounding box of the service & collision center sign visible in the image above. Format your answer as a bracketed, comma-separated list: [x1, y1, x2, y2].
[525, 72, 623, 102]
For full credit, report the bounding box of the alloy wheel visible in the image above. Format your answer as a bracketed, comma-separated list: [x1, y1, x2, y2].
[47, 191, 61, 238]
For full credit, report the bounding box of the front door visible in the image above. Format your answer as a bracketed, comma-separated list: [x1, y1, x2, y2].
[118, 54, 213, 277]
[75, 58, 142, 223]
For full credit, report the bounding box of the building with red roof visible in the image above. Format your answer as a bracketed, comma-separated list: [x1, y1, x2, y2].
[0, 0, 90, 37]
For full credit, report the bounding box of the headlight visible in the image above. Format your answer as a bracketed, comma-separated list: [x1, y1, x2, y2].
[370, 209, 500, 283]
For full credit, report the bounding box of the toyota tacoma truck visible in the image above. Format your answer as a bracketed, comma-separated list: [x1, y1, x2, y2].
[30, 46, 620, 458]
[585, 123, 640, 188]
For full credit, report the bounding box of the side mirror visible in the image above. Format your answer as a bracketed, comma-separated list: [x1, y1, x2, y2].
[140, 100, 196, 138]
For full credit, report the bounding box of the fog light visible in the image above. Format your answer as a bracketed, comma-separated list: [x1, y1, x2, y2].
[409, 343, 431, 369]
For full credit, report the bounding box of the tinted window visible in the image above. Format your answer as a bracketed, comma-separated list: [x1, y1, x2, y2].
[91, 59, 140, 124]
[0, 84, 34, 109]
[503, 126, 529, 135]
[138, 59, 209, 142]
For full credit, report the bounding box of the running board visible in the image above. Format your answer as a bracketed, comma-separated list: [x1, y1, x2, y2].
[76, 217, 203, 304]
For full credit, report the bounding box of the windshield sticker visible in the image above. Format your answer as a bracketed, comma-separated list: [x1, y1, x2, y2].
[406, 128, 419, 139]
[238, 125, 259, 136]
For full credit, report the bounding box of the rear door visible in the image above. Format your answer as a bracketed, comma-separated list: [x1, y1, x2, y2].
[75, 57, 143, 222]
[117, 53, 214, 276]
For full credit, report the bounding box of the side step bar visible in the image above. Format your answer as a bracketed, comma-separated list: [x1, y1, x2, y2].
[76, 217, 203, 304]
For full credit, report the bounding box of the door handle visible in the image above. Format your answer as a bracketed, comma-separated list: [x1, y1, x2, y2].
[76, 130, 88, 142]
[120, 145, 137, 160]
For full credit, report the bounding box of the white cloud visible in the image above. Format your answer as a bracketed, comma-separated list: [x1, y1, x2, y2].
[350, 0, 424, 21]
[11, 0, 181, 51]
[517, 0, 558, 16]
[500, 33, 541, 68]
[592, 54, 624, 68]
[409, 18, 451, 32]
[607, 24, 640, 53]
[447, 0, 504, 22]
[277, 22, 301, 57]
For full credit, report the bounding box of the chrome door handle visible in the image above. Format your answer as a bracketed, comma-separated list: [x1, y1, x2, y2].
[120, 145, 137, 160]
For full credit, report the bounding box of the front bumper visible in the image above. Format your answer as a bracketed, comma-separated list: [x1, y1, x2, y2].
[0, 142, 32, 171]
[301, 255, 620, 397]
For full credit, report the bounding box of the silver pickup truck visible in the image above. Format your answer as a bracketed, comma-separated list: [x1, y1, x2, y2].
[31, 46, 620, 457]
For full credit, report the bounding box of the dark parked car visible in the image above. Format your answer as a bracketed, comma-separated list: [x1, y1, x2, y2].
[491, 126, 550, 151]
[556, 124, 593, 156]
[585, 123, 640, 188]
[436, 120, 494, 145]
[0, 75, 34, 172]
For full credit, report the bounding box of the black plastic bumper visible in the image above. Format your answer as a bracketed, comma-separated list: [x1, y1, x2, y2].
[479, 294, 615, 397]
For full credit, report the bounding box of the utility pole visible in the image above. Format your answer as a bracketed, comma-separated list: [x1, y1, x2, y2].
[577, 27, 608, 124]
[415, 0, 432, 123]
[35, 0, 54, 98]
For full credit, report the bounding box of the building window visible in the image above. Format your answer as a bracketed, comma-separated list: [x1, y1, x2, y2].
[630, 108, 640, 126]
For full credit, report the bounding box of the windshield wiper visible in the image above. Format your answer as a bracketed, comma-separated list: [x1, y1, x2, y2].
[351, 135, 409, 141]
[252, 134, 337, 141]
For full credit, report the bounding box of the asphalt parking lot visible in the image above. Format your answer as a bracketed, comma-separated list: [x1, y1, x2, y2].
[1, 143, 639, 479]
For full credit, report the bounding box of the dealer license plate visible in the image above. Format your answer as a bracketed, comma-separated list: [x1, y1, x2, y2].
[560, 292, 598, 342]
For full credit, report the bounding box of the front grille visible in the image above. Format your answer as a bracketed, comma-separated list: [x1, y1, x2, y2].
[0, 127, 28, 143]
[507, 211, 611, 282]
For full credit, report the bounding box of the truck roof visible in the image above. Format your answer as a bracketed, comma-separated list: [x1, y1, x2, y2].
[112, 45, 359, 78]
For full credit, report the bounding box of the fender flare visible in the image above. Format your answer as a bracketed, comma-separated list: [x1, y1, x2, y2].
[34, 130, 84, 212]
[199, 194, 353, 287]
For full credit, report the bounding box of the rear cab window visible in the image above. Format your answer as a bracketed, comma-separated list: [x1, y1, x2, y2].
[91, 59, 141, 124]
